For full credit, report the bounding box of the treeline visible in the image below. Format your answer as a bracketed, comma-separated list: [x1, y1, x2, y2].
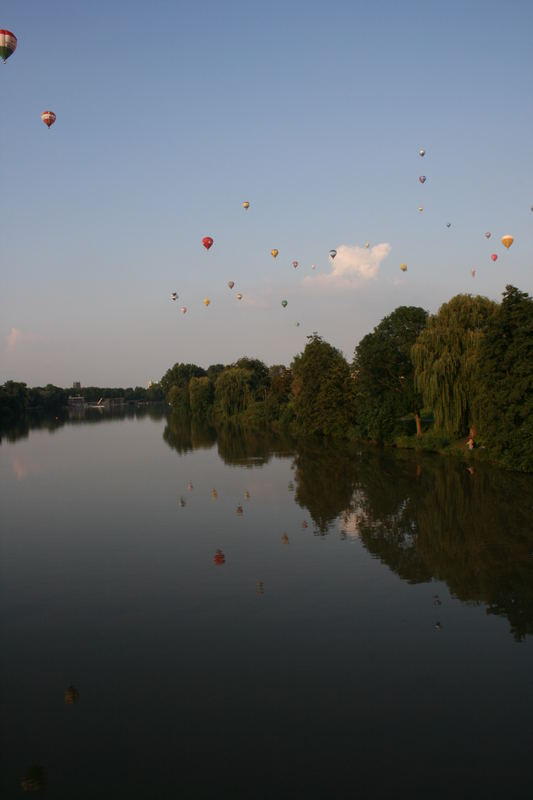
[0, 382, 164, 421]
[161, 285, 533, 472]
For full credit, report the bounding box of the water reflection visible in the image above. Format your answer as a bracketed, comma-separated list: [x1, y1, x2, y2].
[160, 421, 533, 640]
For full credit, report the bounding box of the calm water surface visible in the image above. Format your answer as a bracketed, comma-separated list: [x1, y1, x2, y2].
[1, 409, 532, 798]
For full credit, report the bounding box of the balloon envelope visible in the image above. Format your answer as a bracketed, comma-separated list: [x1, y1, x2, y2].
[329, 249, 337, 260]
[0, 30, 17, 63]
[242, 201, 250, 209]
[501, 234, 514, 249]
[203, 298, 211, 306]
[281, 300, 288, 307]
[181, 306, 187, 314]
[485, 232, 491, 239]
[419, 148, 425, 156]
[419, 175, 426, 184]
[400, 263, 407, 272]
[236, 292, 243, 300]
[418, 206, 423, 212]
[227, 280, 234, 289]
[292, 260, 298, 268]
[41, 111, 56, 128]
[471, 269, 476, 277]
[271, 249, 279, 258]
[491, 254, 498, 262]
[202, 236, 214, 250]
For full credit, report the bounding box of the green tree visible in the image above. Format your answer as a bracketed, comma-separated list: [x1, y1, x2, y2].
[411, 294, 497, 437]
[291, 334, 353, 437]
[476, 285, 533, 471]
[189, 376, 214, 419]
[214, 367, 251, 418]
[353, 306, 428, 441]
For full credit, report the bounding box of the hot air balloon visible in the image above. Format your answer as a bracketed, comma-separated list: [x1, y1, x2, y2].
[365, 241, 370, 248]
[312, 264, 317, 269]
[400, 263, 407, 272]
[281, 533, 289, 545]
[446, 223, 451, 228]
[242, 201, 250, 210]
[171, 292, 177, 300]
[281, 300, 288, 308]
[295, 321, 300, 327]
[271, 249, 279, 258]
[227, 280, 234, 289]
[236, 292, 243, 300]
[419, 175, 426, 184]
[471, 269, 476, 278]
[202, 236, 214, 250]
[501, 234, 514, 249]
[329, 249, 337, 260]
[41, 110, 56, 128]
[292, 260, 298, 269]
[485, 232, 491, 239]
[214, 549, 225, 565]
[418, 206, 424, 212]
[0, 30, 17, 63]
[419, 148, 425, 157]
[180, 306, 187, 314]
[491, 254, 498, 262]
[65, 686, 80, 705]
[203, 298, 211, 306]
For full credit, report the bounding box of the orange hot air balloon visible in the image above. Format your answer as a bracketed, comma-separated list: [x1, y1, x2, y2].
[400, 263, 407, 272]
[271, 249, 279, 258]
[501, 234, 514, 249]
[202, 236, 214, 250]
[491, 254, 498, 262]
[242, 201, 250, 210]
[203, 298, 211, 307]
[41, 110, 56, 128]
[236, 292, 243, 300]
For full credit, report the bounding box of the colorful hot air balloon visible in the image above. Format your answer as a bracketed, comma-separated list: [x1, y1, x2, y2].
[236, 292, 243, 300]
[202, 236, 214, 250]
[292, 260, 298, 269]
[491, 254, 498, 262]
[485, 232, 491, 239]
[419, 148, 425, 157]
[400, 263, 407, 272]
[271, 249, 279, 258]
[0, 30, 17, 63]
[41, 110, 56, 128]
[171, 292, 177, 300]
[180, 306, 187, 314]
[227, 280, 234, 289]
[419, 176, 426, 184]
[203, 297, 211, 306]
[501, 234, 514, 249]
[329, 249, 337, 260]
[281, 299, 288, 308]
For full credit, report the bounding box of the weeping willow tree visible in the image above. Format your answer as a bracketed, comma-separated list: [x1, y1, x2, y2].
[411, 294, 497, 437]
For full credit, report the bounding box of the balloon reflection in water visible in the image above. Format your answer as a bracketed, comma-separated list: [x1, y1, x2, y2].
[64, 685, 80, 704]
[256, 580, 264, 596]
[20, 766, 46, 793]
[211, 488, 218, 499]
[236, 505, 243, 515]
[214, 549, 225, 566]
[281, 533, 289, 545]
[179, 497, 186, 508]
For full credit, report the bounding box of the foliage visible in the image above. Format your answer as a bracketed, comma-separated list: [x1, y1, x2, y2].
[291, 334, 353, 437]
[214, 367, 252, 418]
[353, 306, 428, 441]
[411, 294, 497, 437]
[189, 376, 214, 420]
[160, 362, 206, 397]
[476, 286, 533, 471]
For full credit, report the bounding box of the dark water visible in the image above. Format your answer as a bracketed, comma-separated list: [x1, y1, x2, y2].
[1, 409, 532, 798]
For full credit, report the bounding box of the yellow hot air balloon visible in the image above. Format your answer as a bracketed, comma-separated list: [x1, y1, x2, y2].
[501, 234, 514, 249]
[271, 249, 279, 258]
[203, 298, 211, 307]
[242, 201, 250, 210]
[236, 292, 243, 300]
[400, 263, 407, 272]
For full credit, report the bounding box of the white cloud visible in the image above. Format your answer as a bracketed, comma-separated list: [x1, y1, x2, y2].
[6, 327, 43, 351]
[303, 243, 391, 290]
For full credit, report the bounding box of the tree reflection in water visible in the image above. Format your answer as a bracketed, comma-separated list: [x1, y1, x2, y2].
[160, 420, 533, 640]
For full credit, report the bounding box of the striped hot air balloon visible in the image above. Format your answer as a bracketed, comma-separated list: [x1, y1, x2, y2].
[0, 29, 17, 63]
[41, 110, 56, 128]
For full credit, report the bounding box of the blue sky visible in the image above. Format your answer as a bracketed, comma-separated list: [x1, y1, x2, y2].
[2, 0, 532, 386]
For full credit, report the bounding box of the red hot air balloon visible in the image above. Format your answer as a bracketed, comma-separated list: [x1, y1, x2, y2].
[41, 111, 56, 128]
[491, 253, 498, 262]
[0, 30, 17, 63]
[202, 236, 214, 250]
[214, 549, 225, 565]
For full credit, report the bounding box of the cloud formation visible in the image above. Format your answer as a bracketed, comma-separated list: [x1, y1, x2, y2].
[303, 243, 391, 290]
[6, 327, 43, 351]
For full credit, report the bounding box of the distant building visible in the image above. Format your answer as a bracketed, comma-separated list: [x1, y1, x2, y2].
[73, 381, 81, 391]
